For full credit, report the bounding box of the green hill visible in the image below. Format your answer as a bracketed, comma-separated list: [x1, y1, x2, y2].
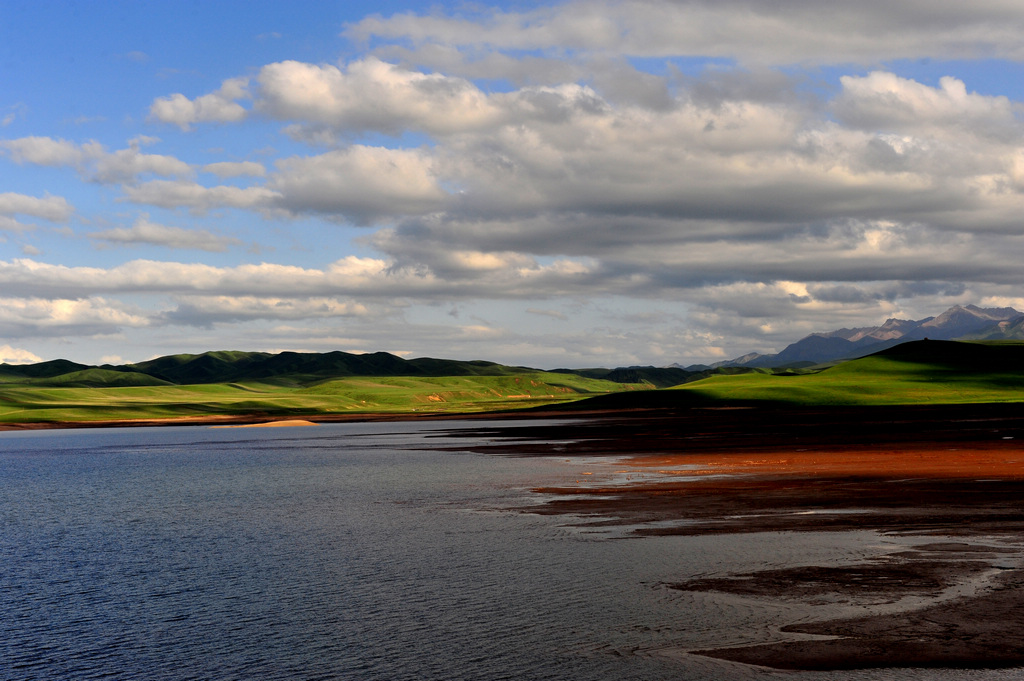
[550, 340, 1024, 411]
[0, 350, 547, 389]
[119, 350, 539, 387]
[5, 340, 1024, 425]
[0, 372, 640, 424]
[32, 368, 174, 388]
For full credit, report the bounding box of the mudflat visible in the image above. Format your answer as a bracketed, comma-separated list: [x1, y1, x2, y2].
[443, 403, 1024, 671]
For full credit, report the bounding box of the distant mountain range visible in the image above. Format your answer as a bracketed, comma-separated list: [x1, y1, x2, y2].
[3, 304, 1023, 390]
[697, 304, 1024, 369]
[0, 350, 539, 389]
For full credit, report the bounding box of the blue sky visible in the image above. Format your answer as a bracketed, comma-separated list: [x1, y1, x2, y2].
[1, 1, 1023, 367]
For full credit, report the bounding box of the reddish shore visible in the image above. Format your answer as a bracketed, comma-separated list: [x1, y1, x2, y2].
[438, 403, 1024, 671]
[0, 411, 478, 431]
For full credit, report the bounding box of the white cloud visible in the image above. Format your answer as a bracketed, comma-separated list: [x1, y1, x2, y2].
[0, 254, 600, 302]
[0, 297, 149, 337]
[256, 57, 501, 137]
[1, 136, 191, 184]
[148, 77, 250, 131]
[0, 344, 42, 364]
[163, 296, 371, 326]
[121, 180, 280, 214]
[202, 161, 266, 178]
[1, 136, 90, 166]
[269, 145, 447, 222]
[834, 72, 1022, 140]
[345, 1, 1024, 67]
[0, 193, 73, 222]
[92, 145, 192, 184]
[90, 215, 242, 252]
[0, 216, 30, 232]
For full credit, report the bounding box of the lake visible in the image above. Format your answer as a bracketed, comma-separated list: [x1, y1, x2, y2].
[0, 420, 1017, 680]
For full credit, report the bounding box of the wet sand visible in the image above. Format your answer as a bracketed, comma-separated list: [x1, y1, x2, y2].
[0, 412, 440, 431]
[439, 403, 1024, 671]
[210, 418, 318, 428]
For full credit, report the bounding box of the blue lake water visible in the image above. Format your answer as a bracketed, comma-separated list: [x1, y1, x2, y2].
[0, 421, 1019, 680]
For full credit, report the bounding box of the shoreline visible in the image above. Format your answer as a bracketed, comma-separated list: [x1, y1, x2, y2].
[0, 406, 597, 432]
[429, 404, 1024, 671]
[0, 411, 524, 432]
[10, 402, 1024, 670]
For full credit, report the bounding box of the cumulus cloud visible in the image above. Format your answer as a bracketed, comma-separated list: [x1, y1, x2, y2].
[162, 296, 371, 327]
[121, 180, 280, 214]
[89, 215, 242, 252]
[1, 136, 191, 184]
[1, 136, 91, 166]
[0, 297, 149, 337]
[202, 161, 266, 178]
[256, 57, 502, 137]
[148, 77, 250, 131]
[0, 254, 599, 302]
[0, 192, 73, 222]
[0, 216, 29, 232]
[0, 344, 42, 364]
[269, 145, 447, 223]
[834, 72, 1022, 140]
[345, 1, 1024, 67]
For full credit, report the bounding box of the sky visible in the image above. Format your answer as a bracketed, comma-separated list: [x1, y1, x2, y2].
[2, 0, 1024, 368]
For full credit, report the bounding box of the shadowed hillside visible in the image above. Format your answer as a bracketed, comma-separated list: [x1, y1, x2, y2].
[551, 340, 1024, 411]
[0, 350, 545, 388]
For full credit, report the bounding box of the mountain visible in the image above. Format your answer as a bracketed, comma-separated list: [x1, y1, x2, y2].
[908, 305, 1022, 340]
[960, 315, 1024, 341]
[0, 350, 543, 388]
[4, 304, 1023, 389]
[724, 305, 1024, 368]
[551, 365, 698, 388]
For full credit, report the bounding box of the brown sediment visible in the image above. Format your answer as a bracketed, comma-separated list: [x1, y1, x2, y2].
[210, 418, 318, 428]
[435, 403, 1024, 671]
[0, 411, 475, 431]
[691, 566, 1024, 670]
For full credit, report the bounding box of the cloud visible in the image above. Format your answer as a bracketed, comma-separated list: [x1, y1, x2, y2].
[1, 136, 90, 166]
[0, 345, 42, 364]
[202, 161, 266, 178]
[91, 143, 193, 184]
[162, 296, 371, 327]
[121, 180, 279, 214]
[89, 215, 242, 252]
[122, 51, 149, 63]
[834, 72, 1022, 140]
[269, 145, 447, 223]
[0, 297, 149, 337]
[0, 254, 599, 303]
[1, 136, 191, 184]
[526, 308, 568, 321]
[148, 77, 250, 131]
[256, 57, 502, 138]
[0, 216, 28, 231]
[345, 1, 1024, 67]
[0, 193, 73, 222]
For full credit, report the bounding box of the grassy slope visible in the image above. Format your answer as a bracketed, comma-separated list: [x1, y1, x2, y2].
[5, 340, 1022, 423]
[0, 373, 645, 423]
[673, 340, 1024, 406]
